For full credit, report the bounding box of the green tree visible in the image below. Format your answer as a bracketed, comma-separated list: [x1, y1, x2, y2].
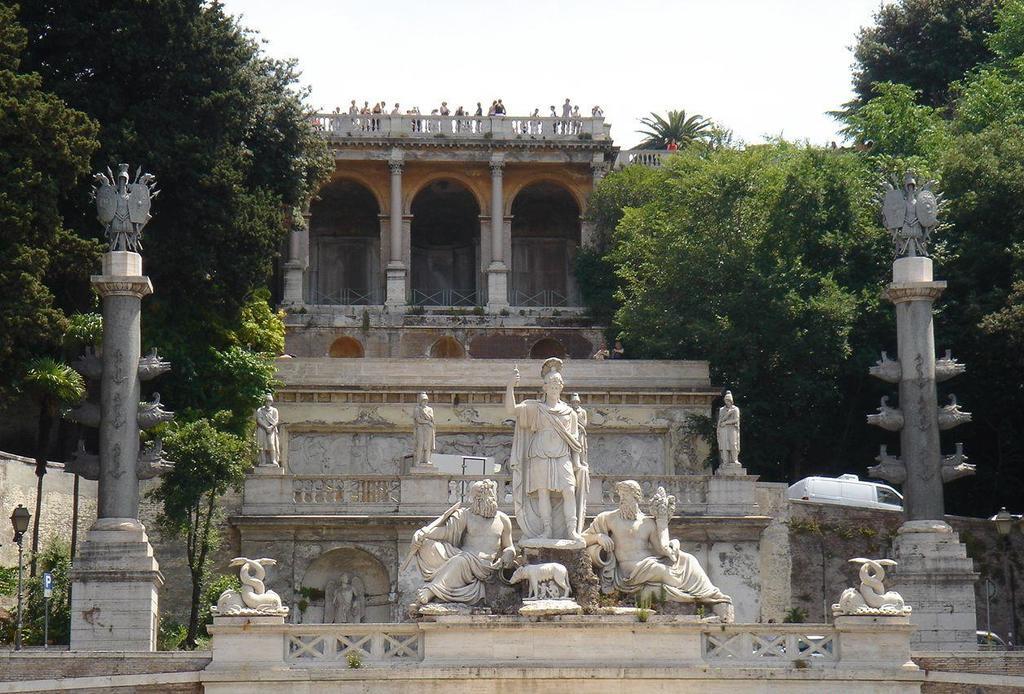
[150, 418, 250, 648]
[16, 0, 331, 424]
[0, 2, 100, 403]
[850, 0, 999, 108]
[0, 540, 71, 646]
[839, 82, 951, 160]
[593, 143, 891, 481]
[21, 357, 84, 576]
[635, 110, 711, 150]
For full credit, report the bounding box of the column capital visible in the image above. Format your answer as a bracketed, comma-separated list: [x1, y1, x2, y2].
[489, 156, 505, 175]
[91, 275, 153, 299]
[388, 159, 404, 175]
[884, 281, 947, 304]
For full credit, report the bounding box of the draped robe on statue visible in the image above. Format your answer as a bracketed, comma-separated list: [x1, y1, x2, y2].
[509, 399, 586, 539]
[584, 512, 733, 606]
[414, 509, 497, 604]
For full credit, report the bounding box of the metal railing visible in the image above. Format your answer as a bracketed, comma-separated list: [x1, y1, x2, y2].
[410, 288, 478, 307]
[509, 288, 571, 307]
[310, 113, 611, 141]
[307, 288, 378, 306]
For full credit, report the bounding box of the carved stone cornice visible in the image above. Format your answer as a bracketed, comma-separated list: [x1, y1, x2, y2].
[90, 275, 154, 298]
[883, 281, 946, 305]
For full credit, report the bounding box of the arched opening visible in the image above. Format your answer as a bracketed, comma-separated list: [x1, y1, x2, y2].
[410, 180, 480, 306]
[308, 179, 381, 305]
[299, 548, 392, 623]
[329, 336, 365, 358]
[510, 182, 581, 307]
[429, 336, 465, 358]
[529, 337, 566, 360]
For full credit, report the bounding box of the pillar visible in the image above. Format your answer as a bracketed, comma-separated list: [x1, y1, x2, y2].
[386, 155, 407, 307]
[70, 250, 162, 651]
[486, 155, 509, 310]
[282, 204, 309, 305]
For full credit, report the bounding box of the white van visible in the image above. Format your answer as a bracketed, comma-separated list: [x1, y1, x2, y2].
[788, 474, 903, 511]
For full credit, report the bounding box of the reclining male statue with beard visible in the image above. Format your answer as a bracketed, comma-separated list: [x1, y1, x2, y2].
[410, 479, 517, 605]
[583, 480, 734, 622]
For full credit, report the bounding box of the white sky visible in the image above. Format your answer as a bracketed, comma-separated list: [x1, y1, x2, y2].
[222, 0, 885, 149]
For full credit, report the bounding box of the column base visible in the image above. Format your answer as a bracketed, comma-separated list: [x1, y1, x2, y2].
[486, 263, 509, 311]
[386, 264, 407, 308]
[715, 461, 747, 477]
[69, 519, 163, 652]
[281, 260, 304, 305]
[892, 520, 978, 651]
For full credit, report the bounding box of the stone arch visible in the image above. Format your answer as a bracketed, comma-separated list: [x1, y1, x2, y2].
[308, 178, 382, 305]
[321, 172, 388, 213]
[529, 337, 567, 360]
[505, 176, 586, 217]
[410, 179, 481, 306]
[429, 336, 466, 358]
[298, 547, 392, 624]
[508, 181, 582, 307]
[328, 336, 365, 358]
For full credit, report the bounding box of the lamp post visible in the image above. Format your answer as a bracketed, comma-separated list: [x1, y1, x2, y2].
[991, 507, 1020, 648]
[10, 504, 31, 651]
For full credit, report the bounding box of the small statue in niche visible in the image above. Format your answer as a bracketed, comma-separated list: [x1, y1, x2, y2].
[254, 393, 280, 467]
[324, 573, 366, 623]
[412, 392, 436, 467]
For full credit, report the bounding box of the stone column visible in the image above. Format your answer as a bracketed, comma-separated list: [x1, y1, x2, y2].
[282, 204, 309, 305]
[385, 155, 407, 307]
[70, 250, 162, 652]
[486, 155, 509, 310]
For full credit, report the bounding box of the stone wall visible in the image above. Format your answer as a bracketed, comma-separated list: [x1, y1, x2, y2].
[787, 500, 1024, 646]
[0, 452, 97, 567]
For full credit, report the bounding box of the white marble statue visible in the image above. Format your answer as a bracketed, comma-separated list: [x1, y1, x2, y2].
[509, 562, 572, 600]
[716, 391, 741, 470]
[506, 359, 588, 544]
[254, 394, 280, 467]
[583, 481, 734, 622]
[213, 557, 289, 616]
[325, 573, 366, 623]
[413, 392, 436, 466]
[409, 479, 516, 606]
[833, 558, 911, 617]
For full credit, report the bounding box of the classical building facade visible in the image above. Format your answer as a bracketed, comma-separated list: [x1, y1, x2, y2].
[226, 112, 791, 625]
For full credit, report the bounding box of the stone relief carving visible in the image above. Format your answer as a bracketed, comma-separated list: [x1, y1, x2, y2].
[408, 479, 516, 607]
[937, 394, 972, 430]
[214, 557, 289, 616]
[881, 172, 941, 258]
[583, 480, 734, 622]
[866, 395, 904, 431]
[92, 163, 159, 252]
[832, 558, 911, 616]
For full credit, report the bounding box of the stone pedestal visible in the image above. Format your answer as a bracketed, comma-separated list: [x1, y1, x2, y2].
[707, 475, 758, 515]
[521, 544, 599, 610]
[282, 260, 304, 305]
[385, 263, 406, 308]
[69, 519, 163, 651]
[485, 262, 509, 311]
[715, 461, 747, 476]
[208, 614, 287, 668]
[892, 520, 978, 650]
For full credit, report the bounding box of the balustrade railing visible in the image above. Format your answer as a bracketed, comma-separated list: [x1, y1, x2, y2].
[447, 475, 514, 510]
[292, 476, 401, 508]
[598, 475, 708, 511]
[701, 625, 836, 663]
[310, 113, 611, 141]
[509, 288, 571, 307]
[410, 288, 478, 307]
[285, 624, 423, 664]
[307, 287, 378, 306]
[616, 149, 671, 168]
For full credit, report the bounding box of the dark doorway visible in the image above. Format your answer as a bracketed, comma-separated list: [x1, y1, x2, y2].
[308, 180, 380, 304]
[410, 180, 480, 306]
[510, 182, 580, 306]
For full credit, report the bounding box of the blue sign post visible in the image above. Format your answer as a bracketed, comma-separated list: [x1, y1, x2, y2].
[42, 572, 53, 649]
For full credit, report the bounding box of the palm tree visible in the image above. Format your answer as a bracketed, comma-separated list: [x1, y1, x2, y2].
[22, 357, 85, 576]
[636, 110, 712, 150]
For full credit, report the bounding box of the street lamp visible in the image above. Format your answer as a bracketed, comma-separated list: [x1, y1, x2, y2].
[10, 504, 31, 651]
[990, 507, 1020, 648]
